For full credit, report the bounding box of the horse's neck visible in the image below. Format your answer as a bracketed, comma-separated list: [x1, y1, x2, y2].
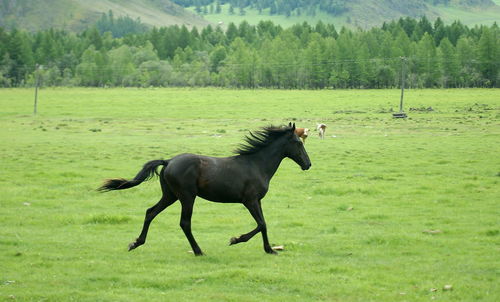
[250, 143, 285, 179]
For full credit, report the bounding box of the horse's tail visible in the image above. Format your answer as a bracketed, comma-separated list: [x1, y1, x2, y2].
[98, 159, 169, 192]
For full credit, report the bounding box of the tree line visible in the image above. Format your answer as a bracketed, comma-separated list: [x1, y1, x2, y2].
[0, 16, 498, 88]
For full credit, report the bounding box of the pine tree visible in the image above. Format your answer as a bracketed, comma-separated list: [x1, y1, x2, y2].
[456, 36, 477, 87]
[302, 33, 327, 88]
[178, 25, 191, 50]
[108, 45, 135, 86]
[355, 39, 374, 88]
[226, 23, 238, 43]
[448, 21, 466, 46]
[238, 21, 255, 44]
[85, 27, 103, 50]
[7, 29, 34, 85]
[261, 31, 301, 88]
[209, 45, 226, 72]
[335, 31, 357, 87]
[416, 33, 440, 87]
[0, 27, 8, 59]
[215, 1, 221, 14]
[394, 27, 412, 57]
[477, 27, 499, 86]
[433, 17, 446, 45]
[222, 38, 256, 87]
[76, 46, 99, 86]
[438, 37, 459, 87]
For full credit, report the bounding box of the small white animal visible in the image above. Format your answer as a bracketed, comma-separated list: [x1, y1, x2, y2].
[316, 123, 326, 139]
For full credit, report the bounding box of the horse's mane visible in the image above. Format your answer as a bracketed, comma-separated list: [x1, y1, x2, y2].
[234, 125, 292, 155]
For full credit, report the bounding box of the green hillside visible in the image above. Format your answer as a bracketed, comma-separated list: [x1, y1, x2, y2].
[188, 0, 500, 28]
[0, 0, 209, 31]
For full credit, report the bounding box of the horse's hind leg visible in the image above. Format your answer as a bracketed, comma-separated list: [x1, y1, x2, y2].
[129, 173, 177, 251]
[128, 196, 176, 251]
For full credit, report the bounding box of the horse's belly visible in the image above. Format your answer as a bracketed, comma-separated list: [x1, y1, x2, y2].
[197, 177, 267, 203]
[197, 188, 242, 203]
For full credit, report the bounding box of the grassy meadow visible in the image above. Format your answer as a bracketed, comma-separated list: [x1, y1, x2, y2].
[188, 4, 348, 29]
[0, 88, 499, 301]
[189, 3, 500, 29]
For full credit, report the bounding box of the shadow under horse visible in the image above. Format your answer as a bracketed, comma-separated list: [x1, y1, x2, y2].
[98, 123, 311, 255]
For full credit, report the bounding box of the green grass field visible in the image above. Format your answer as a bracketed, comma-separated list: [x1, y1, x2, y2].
[433, 5, 500, 26]
[188, 4, 348, 29]
[1, 88, 499, 301]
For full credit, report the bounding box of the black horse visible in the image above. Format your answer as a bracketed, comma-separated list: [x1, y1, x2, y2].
[98, 123, 311, 255]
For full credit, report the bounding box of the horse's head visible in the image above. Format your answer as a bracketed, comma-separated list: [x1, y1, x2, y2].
[285, 122, 311, 170]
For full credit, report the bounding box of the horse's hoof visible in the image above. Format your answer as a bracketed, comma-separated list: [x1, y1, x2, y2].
[229, 237, 238, 245]
[128, 238, 145, 251]
[266, 248, 278, 255]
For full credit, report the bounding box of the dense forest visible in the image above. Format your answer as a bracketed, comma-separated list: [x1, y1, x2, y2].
[0, 14, 499, 88]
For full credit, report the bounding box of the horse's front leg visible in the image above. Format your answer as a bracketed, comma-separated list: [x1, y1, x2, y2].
[229, 228, 260, 245]
[230, 199, 276, 254]
[179, 195, 204, 256]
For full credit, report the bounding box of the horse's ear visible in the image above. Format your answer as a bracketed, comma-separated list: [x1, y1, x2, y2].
[292, 122, 296, 131]
[288, 122, 292, 127]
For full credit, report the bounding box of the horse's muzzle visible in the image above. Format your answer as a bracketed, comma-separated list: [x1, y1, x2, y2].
[301, 163, 311, 170]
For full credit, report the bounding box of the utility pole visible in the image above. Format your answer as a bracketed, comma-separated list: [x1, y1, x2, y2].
[393, 57, 407, 118]
[34, 64, 41, 115]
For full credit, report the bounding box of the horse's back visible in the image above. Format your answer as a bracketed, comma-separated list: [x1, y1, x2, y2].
[163, 153, 201, 187]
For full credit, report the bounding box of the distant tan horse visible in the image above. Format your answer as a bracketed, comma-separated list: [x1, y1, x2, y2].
[294, 128, 310, 144]
[316, 123, 326, 139]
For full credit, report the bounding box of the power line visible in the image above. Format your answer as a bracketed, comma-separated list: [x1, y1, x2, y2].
[1, 57, 498, 72]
